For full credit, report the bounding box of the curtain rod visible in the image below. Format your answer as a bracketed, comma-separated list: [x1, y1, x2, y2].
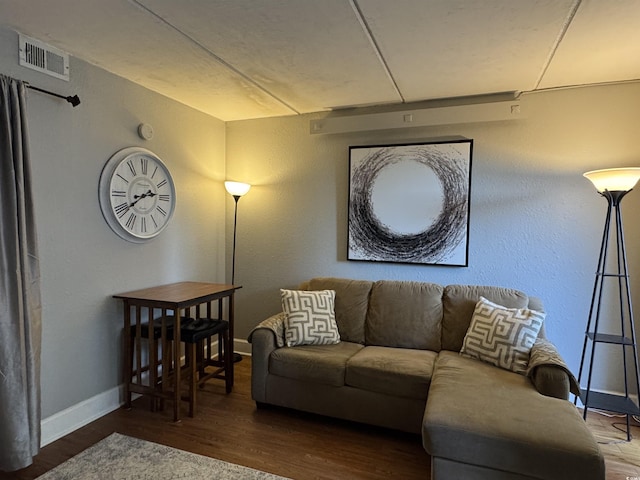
[25, 84, 81, 107]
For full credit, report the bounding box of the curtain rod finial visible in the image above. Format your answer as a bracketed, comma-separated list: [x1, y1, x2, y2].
[66, 95, 80, 107]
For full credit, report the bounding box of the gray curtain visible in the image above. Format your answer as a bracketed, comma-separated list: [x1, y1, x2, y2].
[0, 74, 42, 472]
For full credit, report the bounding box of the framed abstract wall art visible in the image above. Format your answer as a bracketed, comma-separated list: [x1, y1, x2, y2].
[348, 139, 472, 266]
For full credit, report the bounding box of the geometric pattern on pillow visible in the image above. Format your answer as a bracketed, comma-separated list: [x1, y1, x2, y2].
[460, 296, 545, 374]
[281, 289, 340, 347]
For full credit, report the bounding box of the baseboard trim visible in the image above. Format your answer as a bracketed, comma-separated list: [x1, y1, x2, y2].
[41, 385, 124, 447]
[234, 338, 251, 356]
[41, 338, 250, 447]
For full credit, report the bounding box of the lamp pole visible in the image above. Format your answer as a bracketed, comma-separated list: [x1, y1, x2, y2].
[231, 194, 240, 286]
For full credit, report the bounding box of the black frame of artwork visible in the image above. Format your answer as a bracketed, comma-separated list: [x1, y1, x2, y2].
[347, 139, 473, 266]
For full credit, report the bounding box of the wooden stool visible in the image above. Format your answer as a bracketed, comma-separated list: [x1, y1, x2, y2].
[129, 316, 180, 411]
[180, 318, 232, 417]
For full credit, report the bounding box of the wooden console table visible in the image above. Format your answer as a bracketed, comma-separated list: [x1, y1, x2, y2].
[114, 281, 241, 421]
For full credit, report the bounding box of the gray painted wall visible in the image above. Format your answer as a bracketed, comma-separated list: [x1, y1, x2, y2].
[226, 83, 640, 393]
[0, 26, 227, 418]
[2, 21, 640, 426]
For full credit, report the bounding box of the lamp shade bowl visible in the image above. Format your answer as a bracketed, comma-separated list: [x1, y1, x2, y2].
[224, 181, 251, 197]
[583, 168, 640, 193]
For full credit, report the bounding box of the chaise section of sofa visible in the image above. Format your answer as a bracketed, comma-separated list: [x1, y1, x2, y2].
[423, 351, 605, 480]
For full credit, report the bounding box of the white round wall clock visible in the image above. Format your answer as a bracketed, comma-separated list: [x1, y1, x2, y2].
[98, 147, 176, 243]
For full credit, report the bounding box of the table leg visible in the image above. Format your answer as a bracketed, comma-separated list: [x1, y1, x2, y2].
[134, 306, 143, 387]
[123, 302, 132, 409]
[228, 293, 235, 388]
[173, 311, 181, 422]
[189, 342, 196, 417]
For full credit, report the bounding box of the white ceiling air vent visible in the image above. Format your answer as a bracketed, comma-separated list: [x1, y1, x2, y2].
[19, 34, 70, 81]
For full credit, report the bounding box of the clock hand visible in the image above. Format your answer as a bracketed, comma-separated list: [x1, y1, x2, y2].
[130, 190, 157, 207]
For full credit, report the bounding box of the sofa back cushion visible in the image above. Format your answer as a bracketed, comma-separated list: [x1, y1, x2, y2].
[306, 277, 373, 344]
[366, 280, 443, 350]
[442, 284, 530, 352]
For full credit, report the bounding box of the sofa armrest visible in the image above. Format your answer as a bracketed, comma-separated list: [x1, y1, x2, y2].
[527, 338, 580, 400]
[247, 313, 285, 403]
[247, 312, 286, 347]
[530, 364, 570, 400]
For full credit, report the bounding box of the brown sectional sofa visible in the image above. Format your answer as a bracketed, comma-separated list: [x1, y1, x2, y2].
[248, 277, 605, 479]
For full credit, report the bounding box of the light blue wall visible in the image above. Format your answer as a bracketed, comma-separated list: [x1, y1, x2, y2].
[0, 26, 227, 418]
[226, 82, 640, 393]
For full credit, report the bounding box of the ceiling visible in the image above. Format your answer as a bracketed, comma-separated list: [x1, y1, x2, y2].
[1, 0, 639, 122]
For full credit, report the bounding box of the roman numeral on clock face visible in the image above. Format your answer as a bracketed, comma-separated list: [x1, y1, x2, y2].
[125, 212, 137, 229]
[127, 160, 136, 176]
[157, 179, 167, 189]
[111, 190, 126, 197]
[114, 202, 129, 217]
[159, 194, 170, 202]
[141, 157, 148, 175]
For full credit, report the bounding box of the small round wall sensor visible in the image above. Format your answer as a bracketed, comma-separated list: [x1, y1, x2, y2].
[137, 123, 154, 140]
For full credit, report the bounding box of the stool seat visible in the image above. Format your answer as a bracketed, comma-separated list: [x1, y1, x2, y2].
[180, 318, 228, 343]
[130, 316, 187, 338]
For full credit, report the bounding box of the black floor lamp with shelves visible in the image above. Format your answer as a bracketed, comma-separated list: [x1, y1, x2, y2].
[577, 167, 640, 441]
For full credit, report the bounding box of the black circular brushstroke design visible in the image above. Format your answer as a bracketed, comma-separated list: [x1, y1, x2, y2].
[349, 145, 468, 263]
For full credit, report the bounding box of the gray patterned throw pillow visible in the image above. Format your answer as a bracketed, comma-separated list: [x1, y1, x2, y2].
[281, 289, 340, 347]
[460, 296, 545, 374]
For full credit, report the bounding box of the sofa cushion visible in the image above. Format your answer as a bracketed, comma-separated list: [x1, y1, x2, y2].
[423, 351, 604, 480]
[269, 341, 364, 386]
[441, 285, 529, 352]
[365, 280, 443, 350]
[281, 289, 340, 347]
[345, 346, 436, 400]
[460, 296, 545, 374]
[307, 277, 373, 344]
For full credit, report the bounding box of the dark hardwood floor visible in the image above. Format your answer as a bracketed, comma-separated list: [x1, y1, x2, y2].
[2, 356, 430, 479]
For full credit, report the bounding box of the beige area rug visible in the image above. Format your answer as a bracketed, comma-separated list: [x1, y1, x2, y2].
[37, 432, 290, 479]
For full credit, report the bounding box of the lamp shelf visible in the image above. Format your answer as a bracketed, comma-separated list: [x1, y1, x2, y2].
[579, 390, 640, 416]
[586, 332, 635, 345]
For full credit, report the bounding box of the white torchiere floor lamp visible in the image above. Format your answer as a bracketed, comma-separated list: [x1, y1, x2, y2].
[577, 167, 640, 441]
[224, 181, 251, 364]
[224, 181, 251, 286]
